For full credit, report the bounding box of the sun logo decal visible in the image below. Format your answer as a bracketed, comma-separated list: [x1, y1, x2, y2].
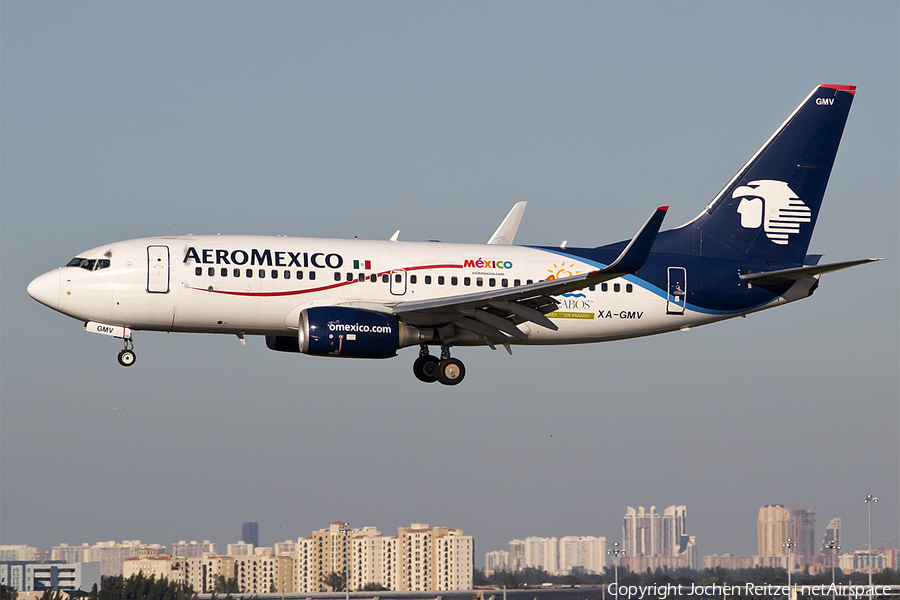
[546, 262, 581, 280]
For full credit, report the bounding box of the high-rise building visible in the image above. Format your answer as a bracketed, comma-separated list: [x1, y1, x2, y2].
[273, 540, 296, 556]
[622, 505, 696, 570]
[1, 562, 100, 592]
[524, 537, 558, 574]
[507, 540, 525, 571]
[50, 541, 162, 577]
[184, 554, 236, 593]
[485, 551, 508, 575]
[821, 517, 841, 553]
[123, 548, 185, 584]
[559, 536, 606, 574]
[758, 505, 791, 558]
[293, 521, 471, 593]
[226, 542, 253, 557]
[792, 507, 816, 560]
[0, 547, 37, 562]
[172, 541, 217, 558]
[242, 523, 259, 548]
[623, 506, 691, 558]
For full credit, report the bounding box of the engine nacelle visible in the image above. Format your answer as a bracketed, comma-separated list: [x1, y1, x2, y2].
[289, 306, 421, 359]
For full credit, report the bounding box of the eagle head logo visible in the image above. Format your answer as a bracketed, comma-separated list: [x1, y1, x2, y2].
[734, 180, 811, 245]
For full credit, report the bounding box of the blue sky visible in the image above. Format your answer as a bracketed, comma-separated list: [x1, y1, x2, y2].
[2, 2, 897, 565]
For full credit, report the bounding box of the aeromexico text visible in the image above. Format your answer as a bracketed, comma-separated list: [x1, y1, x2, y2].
[184, 247, 344, 269]
[184, 247, 515, 270]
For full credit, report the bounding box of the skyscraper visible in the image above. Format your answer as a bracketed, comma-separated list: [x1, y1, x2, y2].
[792, 507, 815, 560]
[821, 517, 841, 553]
[242, 522, 259, 548]
[758, 505, 791, 557]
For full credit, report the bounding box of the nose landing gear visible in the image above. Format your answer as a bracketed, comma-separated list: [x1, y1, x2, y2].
[412, 345, 465, 385]
[117, 338, 136, 367]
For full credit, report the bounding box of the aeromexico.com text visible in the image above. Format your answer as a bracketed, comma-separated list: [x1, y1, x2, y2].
[327, 323, 393, 334]
[184, 247, 344, 269]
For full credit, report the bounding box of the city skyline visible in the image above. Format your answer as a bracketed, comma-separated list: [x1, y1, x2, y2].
[4, 497, 894, 571]
[2, 2, 896, 564]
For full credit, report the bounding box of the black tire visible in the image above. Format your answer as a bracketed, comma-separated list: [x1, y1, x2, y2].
[117, 349, 136, 367]
[413, 355, 439, 383]
[436, 357, 465, 386]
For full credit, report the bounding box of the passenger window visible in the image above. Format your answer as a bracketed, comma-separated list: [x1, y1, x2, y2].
[221, 268, 228, 277]
[271, 270, 278, 279]
[246, 269, 253, 278]
[382, 274, 389, 283]
[501, 279, 508, 287]
[234, 268, 241, 277]
[297, 271, 303, 280]
[601, 283, 608, 292]
[476, 278, 484, 287]
[346, 273, 353, 282]
[437, 276, 444, 285]
[589, 285, 596, 291]
[284, 271, 291, 280]
[395, 274, 402, 283]
[614, 283, 621, 292]
[424, 276, 432, 284]
[309, 271, 316, 280]
[370, 274, 377, 283]
[626, 283, 633, 293]
[195, 267, 202, 276]
[358, 273, 365, 282]
[514, 279, 521, 286]
[208, 267, 215, 277]
[335, 273, 341, 282]
[488, 278, 495, 287]
[451, 276, 458, 286]
[259, 269, 266, 278]
[463, 277, 471, 286]
[410, 275, 417, 284]
[527, 279, 533, 284]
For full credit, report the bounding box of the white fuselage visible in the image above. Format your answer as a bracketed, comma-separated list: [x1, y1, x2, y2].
[30, 234, 794, 346]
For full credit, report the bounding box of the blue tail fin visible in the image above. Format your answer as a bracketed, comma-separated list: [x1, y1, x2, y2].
[657, 85, 856, 264]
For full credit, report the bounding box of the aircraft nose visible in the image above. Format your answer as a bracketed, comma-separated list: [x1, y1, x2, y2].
[27, 269, 60, 310]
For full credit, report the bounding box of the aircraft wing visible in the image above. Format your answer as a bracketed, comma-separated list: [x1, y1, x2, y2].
[739, 258, 885, 286]
[389, 206, 668, 342]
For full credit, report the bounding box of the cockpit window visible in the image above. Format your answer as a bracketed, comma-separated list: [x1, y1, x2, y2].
[66, 257, 110, 271]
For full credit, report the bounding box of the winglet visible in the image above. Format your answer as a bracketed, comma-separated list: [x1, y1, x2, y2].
[389, 230, 400, 242]
[603, 206, 668, 274]
[487, 202, 527, 244]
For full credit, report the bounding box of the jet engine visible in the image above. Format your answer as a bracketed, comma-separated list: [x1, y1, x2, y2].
[267, 307, 423, 358]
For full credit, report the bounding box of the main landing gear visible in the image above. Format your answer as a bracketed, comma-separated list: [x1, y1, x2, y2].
[117, 338, 136, 367]
[413, 345, 466, 385]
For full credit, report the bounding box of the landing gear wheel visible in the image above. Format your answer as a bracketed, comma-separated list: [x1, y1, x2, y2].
[413, 355, 439, 383]
[117, 349, 136, 367]
[436, 357, 466, 386]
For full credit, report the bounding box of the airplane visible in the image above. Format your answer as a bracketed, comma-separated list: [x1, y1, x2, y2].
[27, 84, 883, 385]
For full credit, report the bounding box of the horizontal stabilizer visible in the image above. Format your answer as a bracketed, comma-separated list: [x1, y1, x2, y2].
[739, 258, 885, 286]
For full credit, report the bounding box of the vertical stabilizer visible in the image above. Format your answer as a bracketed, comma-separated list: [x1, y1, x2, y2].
[660, 85, 856, 264]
